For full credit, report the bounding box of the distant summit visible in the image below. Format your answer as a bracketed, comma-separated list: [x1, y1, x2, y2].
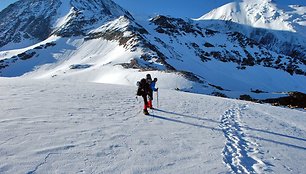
[197, 0, 306, 35]
[0, 0, 132, 50]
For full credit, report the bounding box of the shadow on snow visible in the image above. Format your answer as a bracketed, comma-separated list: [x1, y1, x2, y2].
[150, 108, 306, 151]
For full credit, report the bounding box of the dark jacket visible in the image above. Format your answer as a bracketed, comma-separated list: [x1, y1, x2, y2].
[137, 78, 151, 96]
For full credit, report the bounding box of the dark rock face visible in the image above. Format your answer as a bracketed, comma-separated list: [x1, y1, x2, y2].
[0, 42, 56, 74]
[204, 42, 214, 48]
[239, 95, 256, 102]
[24, 16, 53, 40]
[262, 92, 306, 109]
[211, 92, 228, 98]
[236, 91, 306, 109]
[0, 0, 132, 49]
[85, 16, 147, 47]
[53, 0, 133, 37]
[229, 23, 306, 70]
[151, 15, 203, 37]
[69, 64, 92, 69]
[149, 15, 306, 76]
[253, 29, 306, 62]
[18, 52, 36, 60]
[0, 0, 59, 48]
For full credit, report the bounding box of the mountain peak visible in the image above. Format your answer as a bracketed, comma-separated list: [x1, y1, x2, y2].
[68, 0, 131, 17]
[0, 0, 132, 50]
[196, 0, 305, 35]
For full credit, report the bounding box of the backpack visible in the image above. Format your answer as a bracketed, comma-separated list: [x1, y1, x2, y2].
[136, 78, 146, 96]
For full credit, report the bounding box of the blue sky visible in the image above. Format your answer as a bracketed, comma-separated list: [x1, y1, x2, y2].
[0, 0, 232, 18]
[0, 0, 16, 11]
[1, 0, 306, 18]
[112, 0, 233, 18]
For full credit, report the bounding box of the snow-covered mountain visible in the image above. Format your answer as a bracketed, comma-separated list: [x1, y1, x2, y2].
[197, 0, 306, 34]
[0, 0, 132, 50]
[196, 0, 306, 74]
[0, 0, 305, 102]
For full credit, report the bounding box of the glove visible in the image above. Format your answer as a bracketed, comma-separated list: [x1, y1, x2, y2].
[148, 95, 152, 100]
[155, 88, 158, 92]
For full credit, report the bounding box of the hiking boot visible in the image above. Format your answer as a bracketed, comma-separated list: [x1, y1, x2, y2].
[143, 109, 149, 115]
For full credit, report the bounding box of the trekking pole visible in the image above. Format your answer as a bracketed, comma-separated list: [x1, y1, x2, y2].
[157, 90, 159, 108]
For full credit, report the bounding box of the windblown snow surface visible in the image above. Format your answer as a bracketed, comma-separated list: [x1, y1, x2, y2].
[0, 78, 305, 174]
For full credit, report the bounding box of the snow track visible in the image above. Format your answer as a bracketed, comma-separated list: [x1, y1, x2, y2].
[220, 105, 266, 174]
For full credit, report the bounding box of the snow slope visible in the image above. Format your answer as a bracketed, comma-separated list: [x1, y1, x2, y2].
[0, 78, 305, 173]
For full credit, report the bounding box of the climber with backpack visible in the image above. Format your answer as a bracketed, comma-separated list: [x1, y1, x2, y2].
[136, 74, 159, 115]
[136, 78, 151, 115]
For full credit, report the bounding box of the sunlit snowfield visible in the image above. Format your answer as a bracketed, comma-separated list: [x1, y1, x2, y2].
[0, 78, 305, 173]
